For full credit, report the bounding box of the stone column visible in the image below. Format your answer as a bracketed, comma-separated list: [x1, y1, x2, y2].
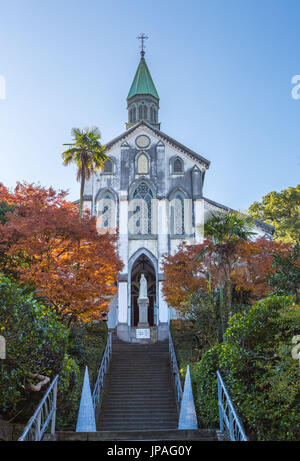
[192, 166, 205, 244]
[118, 192, 128, 325]
[157, 199, 169, 324]
[194, 199, 205, 244]
[158, 281, 168, 324]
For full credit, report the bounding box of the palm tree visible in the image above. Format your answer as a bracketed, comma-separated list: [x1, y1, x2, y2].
[198, 209, 255, 334]
[62, 126, 107, 217]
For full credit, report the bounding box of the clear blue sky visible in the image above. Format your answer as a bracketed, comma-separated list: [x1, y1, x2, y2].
[0, 0, 299, 210]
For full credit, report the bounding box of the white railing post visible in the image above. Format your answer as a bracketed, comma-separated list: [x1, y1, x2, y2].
[36, 412, 41, 441]
[168, 330, 183, 411]
[92, 332, 113, 415]
[217, 370, 248, 441]
[51, 378, 58, 434]
[217, 373, 224, 431]
[19, 375, 59, 441]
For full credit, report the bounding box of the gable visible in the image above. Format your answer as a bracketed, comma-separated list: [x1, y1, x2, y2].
[104, 121, 210, 170]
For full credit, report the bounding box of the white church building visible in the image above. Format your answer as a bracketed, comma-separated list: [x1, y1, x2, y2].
[82, 45, 273, 342]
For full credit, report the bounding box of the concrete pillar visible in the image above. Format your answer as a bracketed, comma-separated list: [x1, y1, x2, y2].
[118, 193, 128, 272]
[157, 199, 169, 271]
[118, 281, 128, 324]
[76, 367, 96, 432]
[158, 281, 168, 324]
[178, 365, 198, 430]
[157, 199, 169, 324]
[194, 199, 205, 244]
[118, 192, 128, 325]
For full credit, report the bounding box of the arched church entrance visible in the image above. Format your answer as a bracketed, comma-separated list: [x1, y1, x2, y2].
[130, 253, 156, 327]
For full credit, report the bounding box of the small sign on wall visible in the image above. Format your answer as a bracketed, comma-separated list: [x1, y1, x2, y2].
[136, 328, 150, 339]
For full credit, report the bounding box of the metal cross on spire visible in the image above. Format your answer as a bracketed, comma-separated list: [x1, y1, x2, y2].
[137, 33, 148, 57]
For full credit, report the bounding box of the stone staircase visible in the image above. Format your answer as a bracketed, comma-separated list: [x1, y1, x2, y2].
[44, 331, 222, 441]
[97, 332, 178, 431]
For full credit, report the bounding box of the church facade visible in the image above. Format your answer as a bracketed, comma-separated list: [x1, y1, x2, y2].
[82, 49, 273, 341]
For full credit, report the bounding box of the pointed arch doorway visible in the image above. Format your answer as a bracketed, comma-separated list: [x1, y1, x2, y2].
[130, 252, 157, 327]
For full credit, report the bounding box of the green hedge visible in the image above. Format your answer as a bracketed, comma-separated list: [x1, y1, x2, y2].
[0, 275, 68, 421]
[194, 295, 300, 440]
[0, 274, 108, 431]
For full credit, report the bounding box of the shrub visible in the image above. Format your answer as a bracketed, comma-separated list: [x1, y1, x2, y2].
[194, 295, 300, 440]
[56, 354, 81, 431]
[194, 344, 222, 428]
[0, 275, 68, 420]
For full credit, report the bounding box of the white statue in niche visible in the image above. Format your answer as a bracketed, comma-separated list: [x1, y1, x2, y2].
[138, 273, 148, 299]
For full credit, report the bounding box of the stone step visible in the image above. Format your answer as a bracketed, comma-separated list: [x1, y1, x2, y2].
[102, 401, 176, 408]
[99, 418, 178, 426]
[97, 424, 179, 431]
[107, 382, 172, 385]
[100, 409, 177, 415]
[49, 429, 220, 441]
[103, 393, 175, 398]
[47, 429, 221, 441]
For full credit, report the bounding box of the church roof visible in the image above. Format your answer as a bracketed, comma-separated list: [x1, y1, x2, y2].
[204, 197, 275, 235]
[127, 57, 159, 100]
[104, 121, 210, 168]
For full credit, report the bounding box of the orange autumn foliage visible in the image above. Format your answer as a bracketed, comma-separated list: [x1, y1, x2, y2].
[161, 240, 218, 309]
[232, 237, 293, 300]
[0, 183, 123, 323]
[162, 237, 294, 310]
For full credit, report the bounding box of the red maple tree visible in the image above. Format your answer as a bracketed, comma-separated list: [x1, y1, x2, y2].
[162, 237, 294, 311]
[0, 183, 123, 324]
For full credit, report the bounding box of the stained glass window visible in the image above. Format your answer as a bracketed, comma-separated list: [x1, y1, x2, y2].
[173, 158, 184, 173]
[171, 193, 185, 235]
[103, 159, 113, 174]
[137, 153, 149, 174]
[97, 192, 115, 228]
[131, 182, 153, 235]
[139, 106, 143, 120]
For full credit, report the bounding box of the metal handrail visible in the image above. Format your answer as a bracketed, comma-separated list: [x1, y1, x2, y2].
[92, 332, 112, 412]
[168, 331, 183, 409]
[18, 375, 59, 441]
[217, 370, 248, 441]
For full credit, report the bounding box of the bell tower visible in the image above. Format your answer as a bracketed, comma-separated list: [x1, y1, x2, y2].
[126, 34, 160, 130]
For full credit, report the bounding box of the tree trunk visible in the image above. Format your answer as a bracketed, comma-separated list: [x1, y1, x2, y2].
[79, 173, 85, 218]
[224, 261, 232, 325]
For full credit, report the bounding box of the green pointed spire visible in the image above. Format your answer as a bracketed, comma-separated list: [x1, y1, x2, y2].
[127, 57, 159, 100]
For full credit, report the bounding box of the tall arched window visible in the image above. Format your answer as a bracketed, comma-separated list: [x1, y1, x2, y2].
[137, 153, 149, 174]
[139, 106, 143, 120]
[102, 158, 113, 174]
[170, 192, 185, 235]
[96, 191, 116, 229]
[130, 181, 154, 235]
[143, 106, 147, 120]
[133, 107, 136, 122]
[173, 157, 184, 174]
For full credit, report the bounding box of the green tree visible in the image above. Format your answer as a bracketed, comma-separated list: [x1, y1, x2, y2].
[195, 295, 300, 440]
[62, 127, 107, 217]
[198, 210, 255, 331]
[269, 243, 300, 301]
[249, 185, 300, 243]
[0, 275, 68, 420]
